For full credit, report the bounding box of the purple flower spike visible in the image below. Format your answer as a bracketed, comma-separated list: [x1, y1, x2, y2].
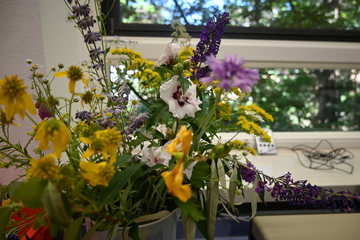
[199, 54, 259, 91]
[191, 12, 231, 79]
[239, 162, 257, 183]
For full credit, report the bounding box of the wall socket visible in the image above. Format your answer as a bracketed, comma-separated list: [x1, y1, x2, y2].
[255, 129, 277, 155]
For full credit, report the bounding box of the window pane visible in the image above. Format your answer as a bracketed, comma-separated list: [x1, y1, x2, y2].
[249, 68, 360, 131]
[118, 0, 360, 30]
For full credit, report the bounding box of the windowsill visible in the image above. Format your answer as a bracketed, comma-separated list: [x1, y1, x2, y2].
[104, 36, 360, 69]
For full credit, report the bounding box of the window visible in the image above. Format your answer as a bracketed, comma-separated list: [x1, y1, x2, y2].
[102, 0, 360, 132]
[101, 0, 360, 41]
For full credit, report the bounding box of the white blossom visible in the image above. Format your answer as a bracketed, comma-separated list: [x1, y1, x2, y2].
[156, 43, 181, 66]
[140, 146, 172, 167]
[160, 75, 202, 119]
[156, 124, 168, 137]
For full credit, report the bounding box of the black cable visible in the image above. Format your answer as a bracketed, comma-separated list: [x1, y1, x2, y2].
[290, 140, 354, 174]
[256, 140, 355, 174]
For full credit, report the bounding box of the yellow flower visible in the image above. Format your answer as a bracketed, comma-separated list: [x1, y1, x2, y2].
[179, 46, 194, 62]
[161, 161, 191, 202]
[110, 48, 142, 60]
[240, 104, 274, 122]
[218, 101, 232, 121]
[75, 90, 103, 108]
[79, 161, 115, 187]
[30, 154, 59, 180]
[34, 118, 71, 158]
[0, 75, 36, 121]
[54, 65, 89, 93]
[165, 125, 192, 159]
[0, 108, 21, 126]
[80, 128, 122, 164]
[237, 116, 272, 142]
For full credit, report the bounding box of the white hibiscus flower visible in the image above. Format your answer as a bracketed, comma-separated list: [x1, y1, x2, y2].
[160, 75, 202, 119]
[156, 43, 181, 66]
[141, 146, 172, 167]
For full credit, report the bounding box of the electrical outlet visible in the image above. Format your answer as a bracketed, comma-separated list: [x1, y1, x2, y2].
[255, 129, 277, 155]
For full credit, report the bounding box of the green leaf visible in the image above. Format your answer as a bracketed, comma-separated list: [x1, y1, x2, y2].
[146, 100, 170, 129]
[64, 217, 84, 240]
[98, 161, 146, 208]
[181, 213, 196, 240]
[174, 197, 206, 222]
[250, 175, 260, 220]
[114, 155, 132, 168]
[228, 168, 238, 212]
[190, 161, 210, 188]
[207, 159, 219, 240]
[11, 179, 47, 208]
[0, 206, 13, 240]
[177, 76, 192, 94]
[128, 222, 141, 240]
[8, 181, 22, 197]
[42, 181, 71, 226]
[217, 159, 226, 189]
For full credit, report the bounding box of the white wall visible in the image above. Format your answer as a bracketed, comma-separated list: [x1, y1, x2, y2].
[0, 0, 85, 184]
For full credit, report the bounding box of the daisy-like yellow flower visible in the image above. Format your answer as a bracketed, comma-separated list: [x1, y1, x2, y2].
[30, 154, 59, 180]
[80, 128, 122, 164]
[79, 161, 115, 187]
[34, 118, 71, 158]
[0, 75, 36, 121]
[54, 65, 89, 93]
[0, 108, 21, 126]
[75, 90, 103, 108]
[161, 161, 191, 202]
[161, 125, 193, 202]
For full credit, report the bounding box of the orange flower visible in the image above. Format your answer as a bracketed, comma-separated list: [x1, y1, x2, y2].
[161, 161, 191, 202]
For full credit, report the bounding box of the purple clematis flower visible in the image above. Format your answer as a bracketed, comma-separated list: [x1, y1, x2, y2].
[199, 54, 259, 91]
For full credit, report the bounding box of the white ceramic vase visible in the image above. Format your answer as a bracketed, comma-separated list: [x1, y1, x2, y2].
[86, 208, 181, 240]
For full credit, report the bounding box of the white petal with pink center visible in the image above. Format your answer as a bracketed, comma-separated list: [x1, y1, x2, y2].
[141, 146, 172, 167]
[160, 75, 202, 119]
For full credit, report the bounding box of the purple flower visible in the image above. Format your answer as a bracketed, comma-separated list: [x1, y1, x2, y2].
[84, 31, 101, 44]
[267, 172, 360, 212]
[89, 48, 104, 59]
[122, 113, 149, 135]
[75, 111, 93, 124]
[199, 54, 259, 91]
[38, 104, 53, 120]
[191, 12, 231, 79]
[72, 4, 90, 17]
[239, 162, 257, 183]
[77, 16, 96, 29]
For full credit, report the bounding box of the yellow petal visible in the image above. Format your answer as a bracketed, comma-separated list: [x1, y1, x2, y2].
[54, 71, 68, 78]
[69, 80, 76, 93]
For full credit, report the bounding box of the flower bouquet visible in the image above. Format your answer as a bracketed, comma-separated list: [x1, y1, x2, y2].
[0, 1, 359, 240]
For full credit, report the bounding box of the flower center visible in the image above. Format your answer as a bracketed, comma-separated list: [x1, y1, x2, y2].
[0, 75, 27, 98]
[66, 66, 84, 82]
[172, 86, 189, 107]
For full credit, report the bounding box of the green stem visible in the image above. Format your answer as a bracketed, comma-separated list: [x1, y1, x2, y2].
[191, 89, 222, 153]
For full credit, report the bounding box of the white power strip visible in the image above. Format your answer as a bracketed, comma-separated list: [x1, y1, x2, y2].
[255, 129, 277, 155]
